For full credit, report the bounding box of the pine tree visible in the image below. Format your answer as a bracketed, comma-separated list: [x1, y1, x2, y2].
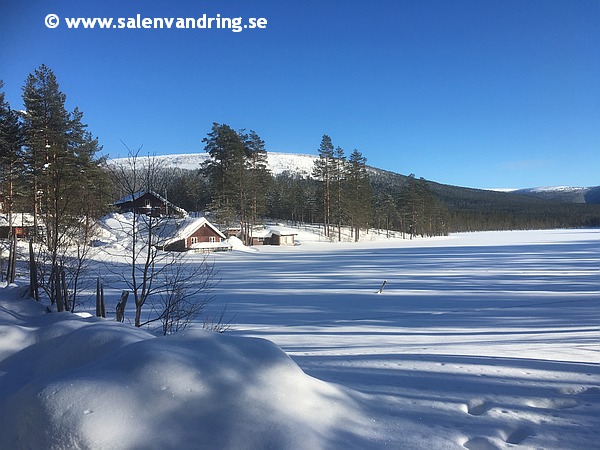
[0, 81, 24, 242]
[312, 135, 335, 237]
[332, 146, 346, 241]
[346, 149, 372, 241]
[21, 65, 107, 307]
[243, 130, 271, 244]
[21, 65, 71, 237]
[376, 194, 398, 238]
[202, 123, 248, 227]
[401, 175, 446, 238]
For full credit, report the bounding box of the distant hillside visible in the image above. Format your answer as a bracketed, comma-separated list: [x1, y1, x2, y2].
[109, 152, 317, 177]
[367, 167, 600, 231]
[107, 152, 600, 231]
[510, 186, 600, 204]
[109, 152, 597, 201]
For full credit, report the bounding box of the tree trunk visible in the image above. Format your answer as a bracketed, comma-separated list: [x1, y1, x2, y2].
[135, 304, 142, 327]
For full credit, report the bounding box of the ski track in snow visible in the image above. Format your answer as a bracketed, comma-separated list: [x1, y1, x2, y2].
[1, 228, 599, 449]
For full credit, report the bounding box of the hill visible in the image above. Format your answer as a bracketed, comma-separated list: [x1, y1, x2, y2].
[110, 151, 598, 203]
[109, 152, 318, 177]
[511, 186, 600, 204]
[107, 152, 600, 231]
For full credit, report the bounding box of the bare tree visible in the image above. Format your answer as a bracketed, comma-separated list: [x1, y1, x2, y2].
[107, 148, 166, 326]
[107, 148, 219, 330]
[145, 252, 218, 335]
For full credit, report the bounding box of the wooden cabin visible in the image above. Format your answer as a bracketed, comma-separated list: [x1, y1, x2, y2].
[113, 190, 186, 217]
[162, 217, 231, 253]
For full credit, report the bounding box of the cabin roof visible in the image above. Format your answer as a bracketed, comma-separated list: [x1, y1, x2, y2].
[161, 217, 226, 247]
[114, 190, 187, 216]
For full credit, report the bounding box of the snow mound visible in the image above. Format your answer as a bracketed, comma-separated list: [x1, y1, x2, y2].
[227, 235, 258, 252]
[0, 293, 365, 450]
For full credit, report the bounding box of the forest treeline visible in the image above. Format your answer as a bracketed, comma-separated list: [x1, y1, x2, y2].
[151, 133, 600, 236]
[3, 65, 599, 257]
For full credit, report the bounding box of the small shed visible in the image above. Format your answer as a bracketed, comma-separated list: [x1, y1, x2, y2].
[162, 217, 230, 253]
[270, 231, 296, 246]
[250, 228, 297, 246]
[250, 227, 273, 246]
[113, 190, 187, 217]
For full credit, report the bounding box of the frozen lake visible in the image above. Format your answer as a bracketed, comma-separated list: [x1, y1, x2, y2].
[213, 229, 600, 449]
[1, 228, 597, 449]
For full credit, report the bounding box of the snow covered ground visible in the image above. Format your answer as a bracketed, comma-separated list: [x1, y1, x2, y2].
[0, 228, 598, 449]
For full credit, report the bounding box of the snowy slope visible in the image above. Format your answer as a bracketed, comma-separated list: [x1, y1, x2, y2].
[512, 185, 600, 204]
[108, 152, 318, 177]
[0, 288, 367, 449]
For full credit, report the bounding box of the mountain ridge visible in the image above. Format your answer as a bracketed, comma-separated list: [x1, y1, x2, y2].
[108, 152, 598, 205]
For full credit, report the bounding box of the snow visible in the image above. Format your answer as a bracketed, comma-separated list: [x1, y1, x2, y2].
[0, 290, 363, 449]
[228, 235, 258, 253]
[0, 213, 35, 227]
[108, 151, 318, 177]
[527, 186, 585, 193]
[1, 228, 599, 449]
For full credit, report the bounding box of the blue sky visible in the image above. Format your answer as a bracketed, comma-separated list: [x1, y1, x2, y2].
[1, 0, 598, 189]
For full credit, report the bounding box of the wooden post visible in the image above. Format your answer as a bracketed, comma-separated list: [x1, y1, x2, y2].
[6, 235, 16, 284]
[29, 240, 39, 301]
[100, 283, 106, 318]
[5, 236, 12, 283]
[55, 268, 65, 312]
[10, 237, 17, 283]
[96, 277, 102, 317]
[116, 290, 129, 322]
[61, 270, 70, 311]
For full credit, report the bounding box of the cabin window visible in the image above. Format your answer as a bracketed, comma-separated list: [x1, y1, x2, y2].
[190, 237, 198, 245]
[209, 237, 216, 243]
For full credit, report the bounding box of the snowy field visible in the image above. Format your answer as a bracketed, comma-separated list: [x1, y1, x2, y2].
[0, 228, 598, 449]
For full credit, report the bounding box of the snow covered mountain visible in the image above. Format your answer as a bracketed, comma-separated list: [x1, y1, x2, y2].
[512, 186, 600, 204]
[108, 152, 599, 204]
[109, 152, 318, 177]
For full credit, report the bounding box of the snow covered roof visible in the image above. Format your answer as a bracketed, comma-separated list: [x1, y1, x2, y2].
[161, 217, 226, 247]
[113, 190, 187, 216]
[0, 213, 35, 227]
[251, 227, 298, 239]
[251, 228, 274, 238]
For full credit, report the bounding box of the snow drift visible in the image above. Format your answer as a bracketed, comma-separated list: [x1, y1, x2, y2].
[0, 288, 366, 450]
